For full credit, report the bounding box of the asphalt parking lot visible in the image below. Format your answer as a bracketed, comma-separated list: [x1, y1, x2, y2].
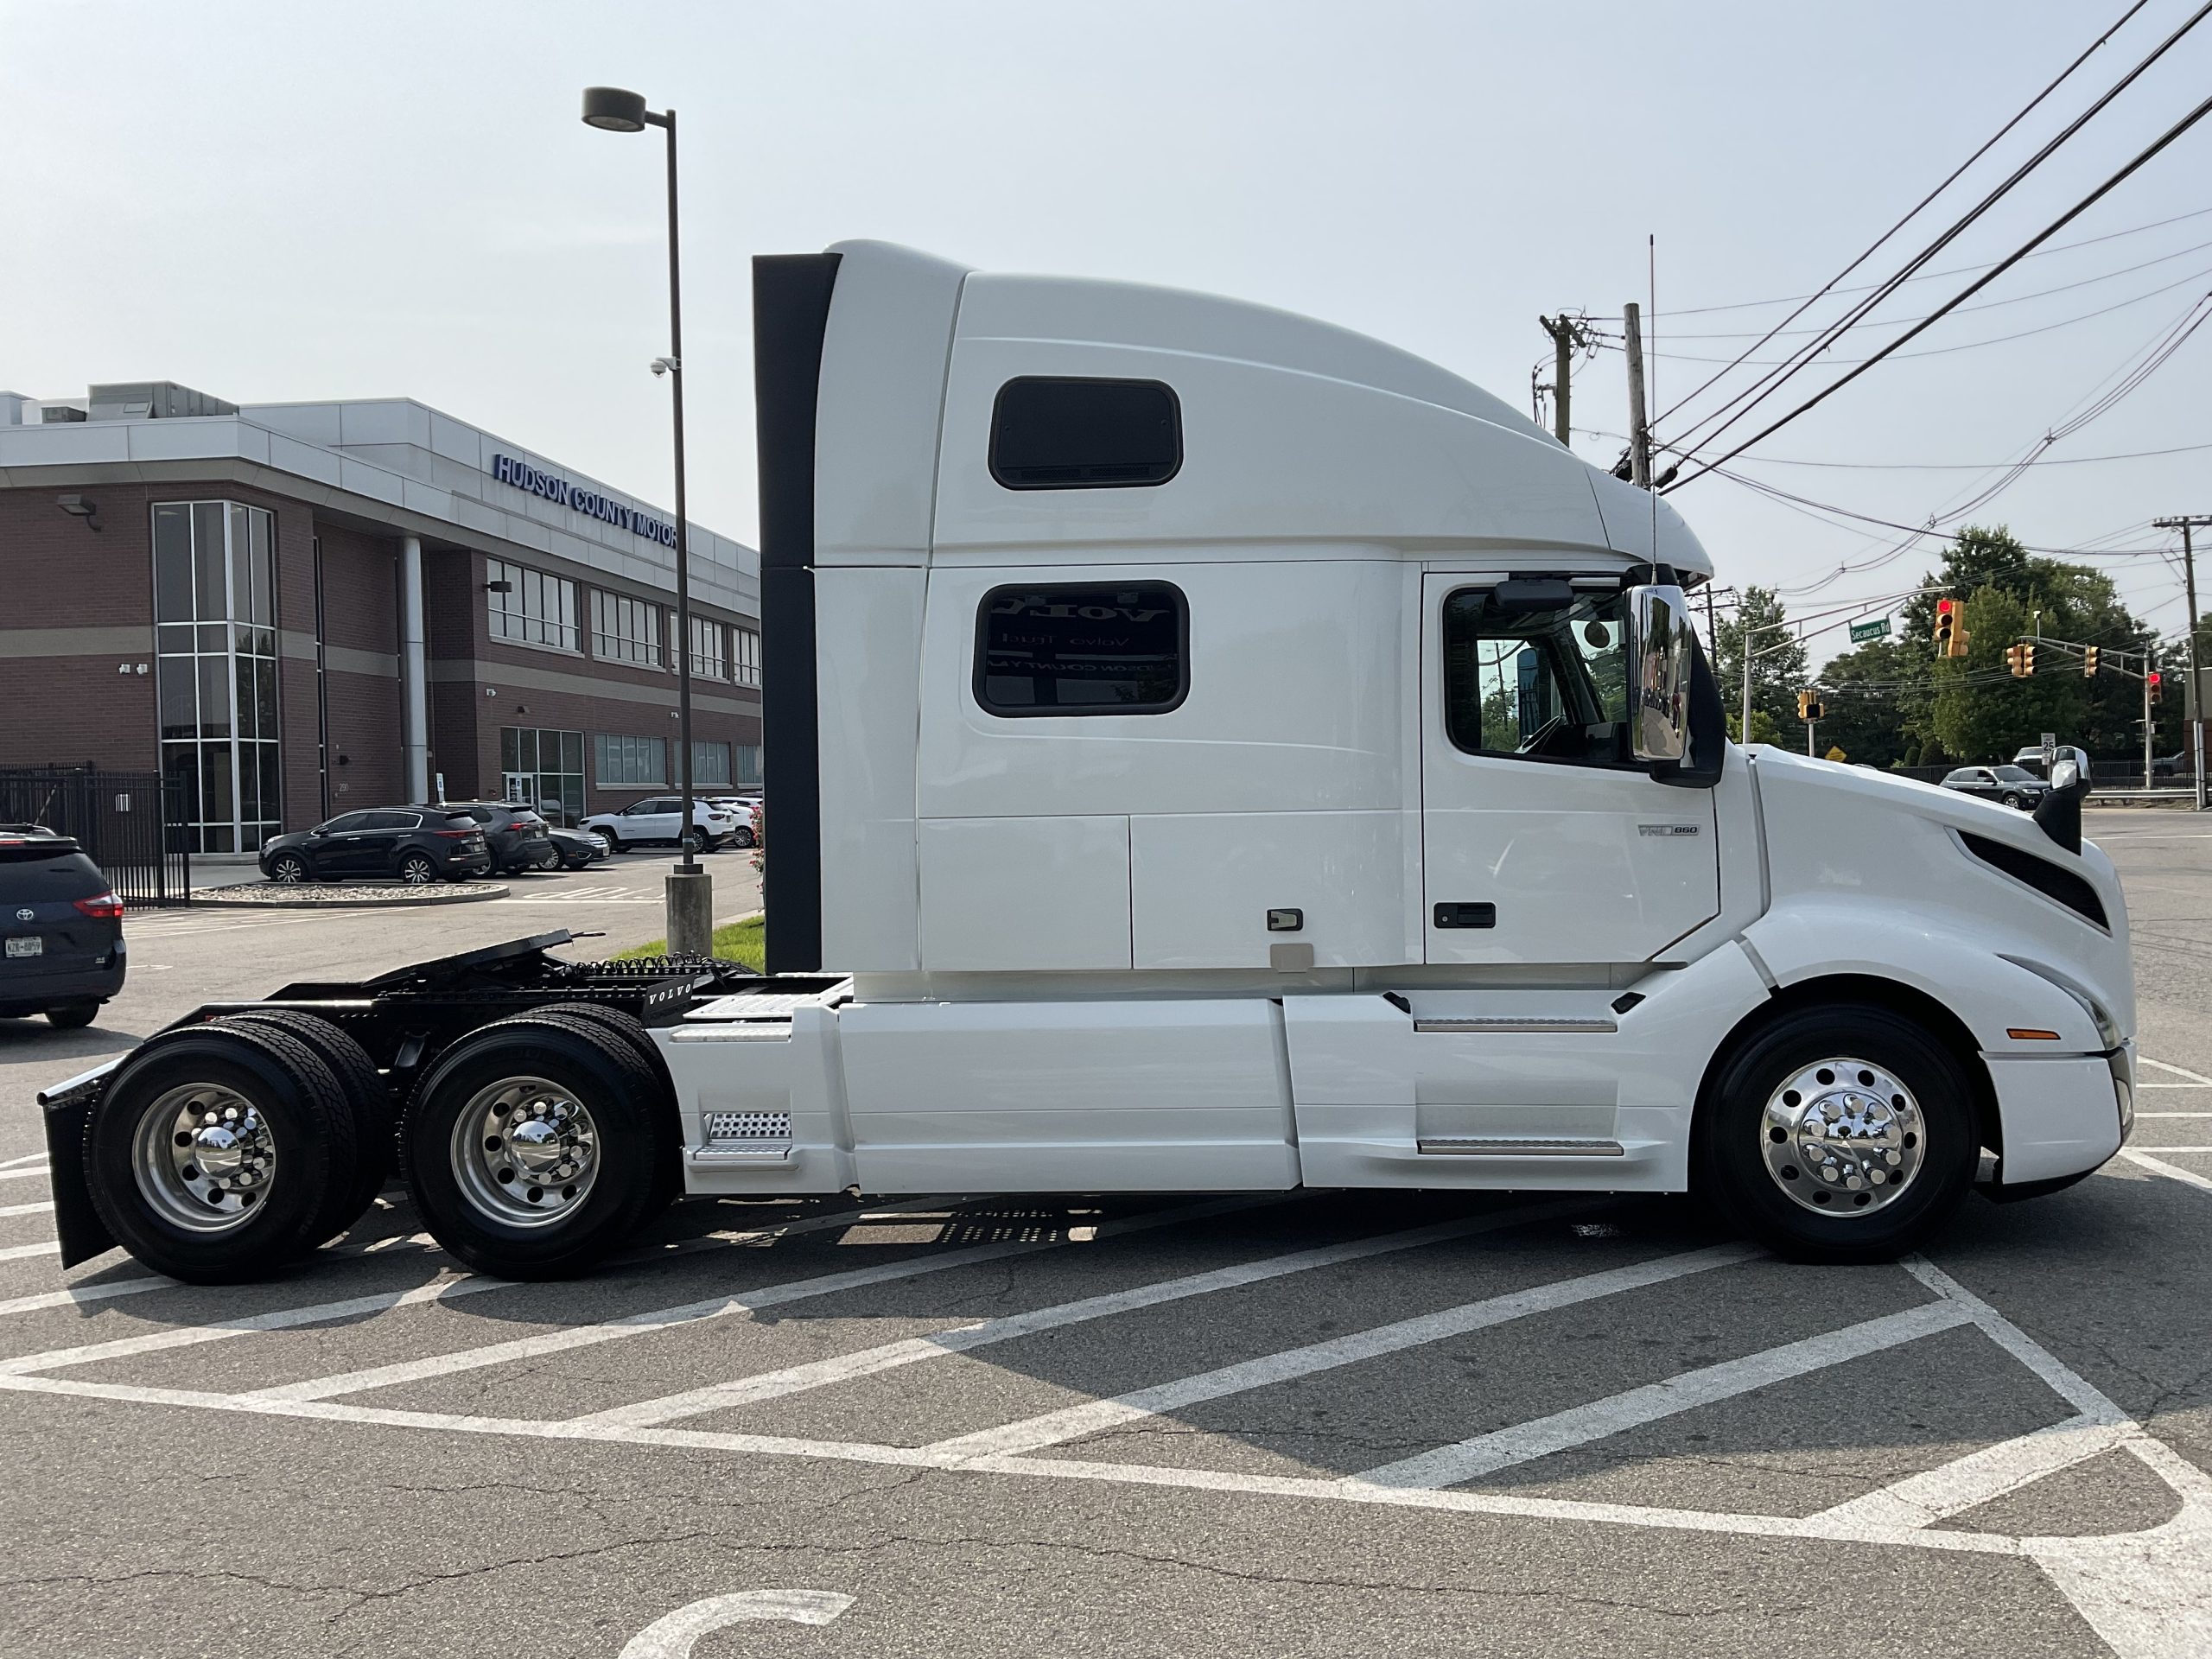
[0, 813, 2205, 1658]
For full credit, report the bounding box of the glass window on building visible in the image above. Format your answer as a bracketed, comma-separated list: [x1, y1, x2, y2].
[594, 733, 667, 785]
[486, 558, 579, 650]
[735, 743, 762, 788]
[592, 591, 662, 666]
[499, 726, 585, 826]
[690, 741, 731, 787]
[688, 615, 726, 679]
[734, 626, 760, 687]
[154, 501, 281, 853]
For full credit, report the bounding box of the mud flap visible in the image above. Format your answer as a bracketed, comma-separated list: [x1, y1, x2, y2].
[37, 1066, 118, 1268]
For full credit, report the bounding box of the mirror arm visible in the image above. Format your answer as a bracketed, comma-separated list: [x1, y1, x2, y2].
[1654, 639, 1726, 791]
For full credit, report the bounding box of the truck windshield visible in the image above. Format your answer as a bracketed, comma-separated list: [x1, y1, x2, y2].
[1442, 588, 1631, 765]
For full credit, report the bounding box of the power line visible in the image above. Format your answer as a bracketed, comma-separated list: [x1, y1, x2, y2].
[1662, 82, 2212, 493]
[1661, 2, 2212, 460]
[1649, 204, 2212, 317]
[1649, 0, 2157, 442]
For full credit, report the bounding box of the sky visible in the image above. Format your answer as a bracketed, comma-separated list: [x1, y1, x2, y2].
[4, 0, 2208, 664]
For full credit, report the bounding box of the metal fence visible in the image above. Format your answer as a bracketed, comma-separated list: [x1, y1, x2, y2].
[0, 768, 193, 907]
[1854, 760, 2196, 791]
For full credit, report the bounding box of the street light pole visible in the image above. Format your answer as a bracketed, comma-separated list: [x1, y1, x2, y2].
[584, 86, 712, 956]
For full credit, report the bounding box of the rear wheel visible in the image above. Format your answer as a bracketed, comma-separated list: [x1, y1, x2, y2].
[402, 1012, 670, 1278]
[534, 846, 562, 873]
[268, 852, 310, 884]
[84, 1023, 357, 1282]
[733, 826, 756, 849]
[397, 851, 439, 885]
[679, 830, 706, 855]
[1695, 1004, 1976, 1264]
[220, 1009, 392, 1243]
[46, 1001, 99, 1030]
[528, 1002, 683, 1211]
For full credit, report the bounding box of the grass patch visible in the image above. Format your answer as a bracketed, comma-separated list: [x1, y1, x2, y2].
[612, 913, 765, 971]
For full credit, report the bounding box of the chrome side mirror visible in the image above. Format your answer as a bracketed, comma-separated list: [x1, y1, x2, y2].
[1626, 583, 1694, 765]
[2050, 757, 2082, 791]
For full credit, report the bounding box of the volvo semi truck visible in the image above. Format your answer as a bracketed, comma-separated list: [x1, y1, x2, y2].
[38, 241, 2134, 1283]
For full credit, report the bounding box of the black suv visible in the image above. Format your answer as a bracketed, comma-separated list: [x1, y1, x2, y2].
[419, 802, 555, 874]
[0, 826, 125, 1028]
[258, 808, 493, 885]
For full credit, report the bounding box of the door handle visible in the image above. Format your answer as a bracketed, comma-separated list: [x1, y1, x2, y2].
[1433, 902, 1497, 929]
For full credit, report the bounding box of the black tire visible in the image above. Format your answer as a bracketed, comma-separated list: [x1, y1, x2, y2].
[679, 830, 705, 855]
[268, 852, 311, 884]
[2002, 792, 2025, 810]
[597, 830, 622, 855]
[221, 1010, 393, 1243]
[1694, 1003, 1976, 1265]
[528, 1002, 683, 1212]
[402, 1011, 671, 1279]
[733, 826, 756, 849]
[397, 851, 439, 886]
[46, 1001, 99, 1030]
[560, 853, 591, 871]
[534, 847, 562, 874]
[83, 1023, 358, 1283]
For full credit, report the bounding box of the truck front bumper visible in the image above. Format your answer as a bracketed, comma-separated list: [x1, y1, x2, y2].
[1985, 1040, 2133, 1190]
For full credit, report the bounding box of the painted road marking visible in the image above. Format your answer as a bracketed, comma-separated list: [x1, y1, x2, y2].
[569, 1202, 1580, 1431]
[2142, 1057, 2212, 1085]
[0, 1241, 59, 1263]
[921, 1243, 1758, 1463]
[0, 1167, 53, 1184]
[0, 1201, 54, 1220]
[619, 1590, 854, 1656]
[0, 1154, 48, 1172]
[1351, 1300, 1970, 1490]
[0, 1275, 174, 1319]
[1811, 1413, 2133, 1533]
[2122, 1150, 2212, 1193]
[235, 1196, 1266, 1405]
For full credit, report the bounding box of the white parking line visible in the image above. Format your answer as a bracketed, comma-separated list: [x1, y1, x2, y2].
[0, 1154, 50, 1171]
[569, 1202, 1580, 1431]
[1351, 1300, 1970, 1490]
[235, 1196, 1265, 1405]
[1811, 1413, 2133, 1533]
[0, 1275, 174, 1319]
[0, 1167, 53, 1184]
[0, 1201, 55, 1220]
[2122, 1150, 2212, 1193]
[2136, 1112, 2212, 1118]
[0, 1242, 59, 1263]
[922, 1243, 1758, 1463]
[2141, 1058, 2212, 1085]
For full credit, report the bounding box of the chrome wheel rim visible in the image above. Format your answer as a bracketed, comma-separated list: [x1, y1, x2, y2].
[450, 1075, 599, 1228]
[1760, 1056, 1923, 1216]
[132, 1083, 276, 1234]
[271, 857, 304, 883]
[399, 857, 435, 885]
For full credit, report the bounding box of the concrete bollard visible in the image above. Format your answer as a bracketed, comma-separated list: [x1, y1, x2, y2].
[665, 868, 715, 959]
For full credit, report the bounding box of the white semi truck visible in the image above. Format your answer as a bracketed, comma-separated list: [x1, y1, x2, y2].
[39, 241, 2134, 1282]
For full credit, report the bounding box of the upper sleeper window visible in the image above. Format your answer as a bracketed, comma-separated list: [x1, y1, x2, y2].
[989, 378, 1181, 489]
[975, 583, 1187, 715]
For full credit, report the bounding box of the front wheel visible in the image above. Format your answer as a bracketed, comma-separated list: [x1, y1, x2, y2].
[2003, 792, 2025, 810]
[596, 830, 622, 855]
[1694, 1004, 1976, 1265]
[733, 826, 756, 849]
[397, 852, 439, 885]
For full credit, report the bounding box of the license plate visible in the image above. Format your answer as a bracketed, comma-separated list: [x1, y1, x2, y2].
[5, 937, 41, 958]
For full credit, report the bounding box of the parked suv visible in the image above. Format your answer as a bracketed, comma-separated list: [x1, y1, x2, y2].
[258, 808, 493, 885]
[0, 825, 125, 1028]
[423, 802, 554, 874]
[704, 797, 760, 848]
[579, 797, 738, 855]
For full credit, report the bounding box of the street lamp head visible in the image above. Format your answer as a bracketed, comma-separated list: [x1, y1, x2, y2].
[582, 86, 650, 132]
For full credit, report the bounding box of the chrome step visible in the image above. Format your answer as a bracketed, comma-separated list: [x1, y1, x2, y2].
[1417, 1137, 1626, 1157]
[1412, 1017, 1617, 1034]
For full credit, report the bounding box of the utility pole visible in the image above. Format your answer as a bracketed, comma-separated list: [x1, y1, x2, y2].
[1537, 314, 1591, 446]
[1622, 302, 1652, 488]
[2152, 514, 2210, 810]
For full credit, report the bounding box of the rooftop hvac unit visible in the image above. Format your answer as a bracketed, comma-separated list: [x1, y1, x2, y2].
[85, 382, 238, 421]
[40, 404, 87, 423]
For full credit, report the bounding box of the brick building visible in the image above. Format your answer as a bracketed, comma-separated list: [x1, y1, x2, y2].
[0, 384, 760, 851]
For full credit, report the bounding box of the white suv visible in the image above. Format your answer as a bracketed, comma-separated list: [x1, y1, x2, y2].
[704, 797, 761, 848]
[580, 797, 737, 855]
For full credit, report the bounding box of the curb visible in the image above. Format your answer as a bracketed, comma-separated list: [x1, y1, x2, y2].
[189, 882, 511, 911]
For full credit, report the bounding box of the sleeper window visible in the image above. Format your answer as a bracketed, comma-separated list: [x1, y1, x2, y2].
[1442, 587, 1633, 766]
[975, 583, 1187, 715]
[989, 378, 1181, 489]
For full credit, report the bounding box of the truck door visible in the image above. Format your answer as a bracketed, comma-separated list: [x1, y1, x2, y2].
[1420, 575, 1719, 963]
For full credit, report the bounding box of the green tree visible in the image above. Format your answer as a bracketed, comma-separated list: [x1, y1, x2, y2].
[1814, 638, 1910, 768]
[1714, 586, 1808, 743]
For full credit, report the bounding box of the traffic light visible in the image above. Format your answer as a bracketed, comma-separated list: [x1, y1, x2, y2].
[1934, 598, 1955, 653]
[2083, 646, 2100, 677]
[2022, 643, 2036, 677]
[2149, 671, 2162, 704]
[2006, 644, 2026, 677]
[1796, 690, 1824, 721]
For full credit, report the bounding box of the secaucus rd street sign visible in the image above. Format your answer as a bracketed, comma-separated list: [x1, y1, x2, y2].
[1848, 616, 1891, 644]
